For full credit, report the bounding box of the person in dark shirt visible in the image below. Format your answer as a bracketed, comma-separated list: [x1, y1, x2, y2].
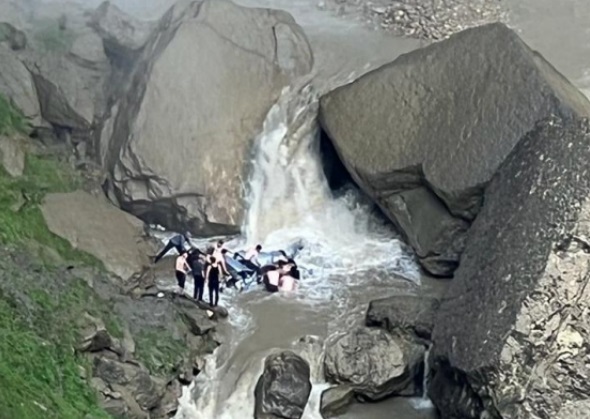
[187, 248, 206, 302]
[154, 231, 192, 263]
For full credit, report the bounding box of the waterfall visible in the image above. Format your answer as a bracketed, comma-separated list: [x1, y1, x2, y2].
[410, 345, 434, 410]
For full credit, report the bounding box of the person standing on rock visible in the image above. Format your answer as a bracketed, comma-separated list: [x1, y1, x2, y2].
[187, 248, 206, 302]
[205, 256, 221, 307]
[154, 231, 192, 263]
[175, 251, 190, 295]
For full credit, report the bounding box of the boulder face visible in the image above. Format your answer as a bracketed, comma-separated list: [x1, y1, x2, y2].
[254, 351, 312, 419]
[319, 22, 590, 276]
[430, 117, 590, 418]
[40, 190, 155, 281]
[29, 53, 107, 132]
[324, 327, 424, 401]
[0, 45, 40, 123]
[90, 1, 152, 63]
[102, 0, 313, 236]
[366, 294, 440, 340]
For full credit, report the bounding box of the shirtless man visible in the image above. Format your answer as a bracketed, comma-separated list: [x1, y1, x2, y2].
[263, 268, 281, 293]
[175, 251, 190, 295]
[279, 273, 297, 292]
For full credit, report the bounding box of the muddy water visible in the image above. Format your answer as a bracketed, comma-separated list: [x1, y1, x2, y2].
[506, 0, 590, 94]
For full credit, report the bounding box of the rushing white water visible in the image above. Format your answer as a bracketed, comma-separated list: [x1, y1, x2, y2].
[244, 81, 419, 285]
[410, 346, 434, 411]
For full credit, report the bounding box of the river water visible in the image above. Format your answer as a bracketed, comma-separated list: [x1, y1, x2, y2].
[162, 1, 590, 418]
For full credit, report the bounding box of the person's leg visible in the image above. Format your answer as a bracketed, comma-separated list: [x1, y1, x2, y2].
[154, 241, 175, 263]
[175, 271, 186, 294]
[194, 276, 204, 301]
[243, 260, 260, 274]
[213, 281, 219, 306]
[208, 281, 214, 306]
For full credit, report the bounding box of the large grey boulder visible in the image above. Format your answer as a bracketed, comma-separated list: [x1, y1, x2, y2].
[28, 53, 108, 131]
[68, 29, 109, 69]
[0, 45, 40, 123]
[254, 351, 312, 419]
[324, 327, 424, 401]
[102, 0, 313, 235]
[430, 117, 590, 418]
[319, 23, 590, 276]
[366, 294, 440, 340]
[90, 1, 152, 62]
[40, 190, 155, 280]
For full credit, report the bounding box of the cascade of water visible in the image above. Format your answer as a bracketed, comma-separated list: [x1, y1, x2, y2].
[409, 345, 434, 410]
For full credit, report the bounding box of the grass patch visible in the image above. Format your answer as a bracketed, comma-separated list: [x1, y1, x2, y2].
[135, 330, 186, 376]
[33, 18, 75, 53]
[0, 294, 110, 419]
[0, 94, 27, 135]
[0, 153, 102, 267]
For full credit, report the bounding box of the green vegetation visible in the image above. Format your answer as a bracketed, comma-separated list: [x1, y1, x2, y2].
[0, 153, 101, 267]
[0, 95, 111, 418]
[135, 330, 186, 376]
[0, 94, 27, 135]
[0, 275, 123, 419]
[33, 18, 75, 53]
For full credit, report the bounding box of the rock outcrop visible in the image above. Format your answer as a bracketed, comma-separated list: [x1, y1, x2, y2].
[366, 294, 440, 340]
[102, 0, 313, 235]
[0, 22, 27, 50]
[41, 190, 155, 280]
[430, 117, 590, 418]
[90, 1, 152, 63]
[0, 135, 25, 177]
[324, 327, 423, 401]
[0, 45, 40, 123]
[254, 351, 312, 419]
[28, 53, 107, 132]
[320, 386, 354, 418]
[319, 23, 590, 276]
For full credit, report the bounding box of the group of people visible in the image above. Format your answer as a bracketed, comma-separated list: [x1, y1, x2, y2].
[153, 232, 300, 307]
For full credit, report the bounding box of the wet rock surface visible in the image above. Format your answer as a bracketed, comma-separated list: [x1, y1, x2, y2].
[366, 294, 440, 340]
[320, 23, 590, 276]
[320, 385, 355, 418]
[431, 117, 590, 418]
[324, 327, 424, 400]
[254, 351, 312, 419]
